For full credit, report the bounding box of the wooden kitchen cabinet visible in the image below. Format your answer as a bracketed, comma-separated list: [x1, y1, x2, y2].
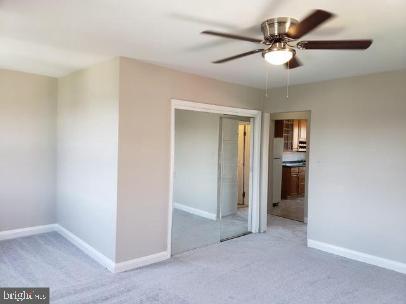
[282, 166, 305, 199]
[298, 120, 307, 140]
[298, 167, 305, 196]
[274, 120, 285, 138]
[280, 119, 307, 152]
[274, 120, 284, 138]
[282, 120, 293, 151]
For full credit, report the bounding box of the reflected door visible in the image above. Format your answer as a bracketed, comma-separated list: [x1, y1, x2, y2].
[219, 117, 250, 241]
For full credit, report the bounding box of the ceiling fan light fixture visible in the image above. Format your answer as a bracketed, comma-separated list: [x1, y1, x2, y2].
[263, 45, 295, 65]
[203, 9, 372, 67]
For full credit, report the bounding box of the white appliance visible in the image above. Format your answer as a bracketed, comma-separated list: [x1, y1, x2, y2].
[272, 138, 284, 206]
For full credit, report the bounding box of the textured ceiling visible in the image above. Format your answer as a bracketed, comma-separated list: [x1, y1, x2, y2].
[0, 0, 405, 88]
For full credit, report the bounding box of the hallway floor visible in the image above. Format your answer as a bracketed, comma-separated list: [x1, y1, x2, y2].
[0, 216, 405, 304]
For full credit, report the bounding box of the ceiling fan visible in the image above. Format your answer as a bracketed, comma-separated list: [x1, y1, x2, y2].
[201, 9, 373, 69]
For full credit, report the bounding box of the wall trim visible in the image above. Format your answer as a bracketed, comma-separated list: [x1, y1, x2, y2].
[174, 202, 217, 220]
[114, 251, 170, 273]
[259, 113, 270, 232]
[54, 224, 116, 272]
[308, 239, 406, 275]
[169, 99, 263, 256]
[55, 225, 170, 273]
[1, 224, 170, 273]
[0, 224, 57, 241]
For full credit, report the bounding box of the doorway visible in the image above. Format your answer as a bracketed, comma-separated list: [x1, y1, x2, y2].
[218, 117, 252, 241]
[269, 112, 310, 224]
[168, 100, 263, 256]
[237, 122, 250, 208]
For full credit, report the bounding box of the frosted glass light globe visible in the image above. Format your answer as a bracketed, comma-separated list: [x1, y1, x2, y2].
[264, 49, 294, 65]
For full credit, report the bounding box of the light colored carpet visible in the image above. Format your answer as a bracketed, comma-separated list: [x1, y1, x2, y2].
[1, 216, 405, 304]
[220, 207, 249, 240]
[171, 209, 220, 254]
[171, 208, 249, 254]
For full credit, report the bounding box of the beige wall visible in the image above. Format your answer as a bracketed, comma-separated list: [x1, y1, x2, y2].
[57, 59, 119, 260]
[3, 57, 404, 271]
[265, 70, 406, 264]
[0, 69, 57, 231]
[116, 57, 264, 262]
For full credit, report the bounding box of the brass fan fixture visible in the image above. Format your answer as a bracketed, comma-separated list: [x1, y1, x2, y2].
[202, 9, 373, 69]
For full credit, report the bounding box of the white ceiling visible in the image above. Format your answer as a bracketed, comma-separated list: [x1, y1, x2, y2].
[0, 0, 405, 88]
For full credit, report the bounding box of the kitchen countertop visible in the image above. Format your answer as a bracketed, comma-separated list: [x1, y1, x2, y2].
[282, 161, 306, 167]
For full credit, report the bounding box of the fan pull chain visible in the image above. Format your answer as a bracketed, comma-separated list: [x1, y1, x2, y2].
[268, 68, 272, 96]
[265, 68, 271, 97]
[286, 61, 290, 99]
[265, 69, 269, 97]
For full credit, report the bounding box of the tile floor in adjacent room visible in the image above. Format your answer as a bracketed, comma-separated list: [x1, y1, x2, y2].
[0, 216, 405, 304]
[271, 197, 305, 222]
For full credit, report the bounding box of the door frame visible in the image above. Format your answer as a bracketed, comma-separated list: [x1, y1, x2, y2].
[168, 99, 263, 256]
[268, 111, 311, 224]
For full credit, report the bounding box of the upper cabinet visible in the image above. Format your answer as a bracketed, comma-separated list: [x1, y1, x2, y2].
[297, 119, 307, 152]
[274, 119, 307, 152]
[298, 119, 307, 140]
[274, 120, 284, 138]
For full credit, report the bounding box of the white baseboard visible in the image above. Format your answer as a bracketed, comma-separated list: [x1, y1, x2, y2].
[0, 224, 57, 241]
[114, 251, 170, 273]
[174, 202, 217, 220]
[55, 224, 115, 272]
[308, 239, 406, 275]
[55, 225, 169, 273]
[1, 224, 170, 274]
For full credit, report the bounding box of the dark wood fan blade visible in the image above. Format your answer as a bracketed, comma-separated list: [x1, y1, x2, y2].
[284, 55, 302, 69]
[297, 40, 373, 49]
[202, 30, 263, 43]
[212, 49, 264, 64]
[287, 9, 335, 39]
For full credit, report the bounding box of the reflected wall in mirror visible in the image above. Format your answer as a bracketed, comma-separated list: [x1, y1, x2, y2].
[171, 110, 252, 255]
[171, 110, 221, 255]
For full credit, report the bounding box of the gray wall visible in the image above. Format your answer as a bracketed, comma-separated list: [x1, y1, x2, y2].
[57, 59, 119, 260]
[265, 70, 406, 264]
[0, 69, 57, 231]
[174, 110, 220, 216]
[116, 57, 264, 262]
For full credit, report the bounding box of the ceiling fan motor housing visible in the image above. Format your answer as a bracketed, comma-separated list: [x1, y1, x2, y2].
[261, 17, 298, 41]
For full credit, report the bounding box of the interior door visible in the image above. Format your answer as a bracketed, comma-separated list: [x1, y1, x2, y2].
[237, 123, 250, 207]
[219, 117, 250, 240]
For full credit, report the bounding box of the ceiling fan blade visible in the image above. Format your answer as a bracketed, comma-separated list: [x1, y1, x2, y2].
[212, 49, 264, 64]
[297, 40, 373, 49]
[202, 30, 263, 43]
[287, 9, 335, 39]
[285, 55, 302, 69]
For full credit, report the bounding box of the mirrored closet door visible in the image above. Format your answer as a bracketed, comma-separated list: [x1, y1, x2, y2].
[171, 110, 252, 255]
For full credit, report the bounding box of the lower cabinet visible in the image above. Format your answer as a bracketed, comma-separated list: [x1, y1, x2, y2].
[298, 168, 305, 196]
[282, 166, 305, 199]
